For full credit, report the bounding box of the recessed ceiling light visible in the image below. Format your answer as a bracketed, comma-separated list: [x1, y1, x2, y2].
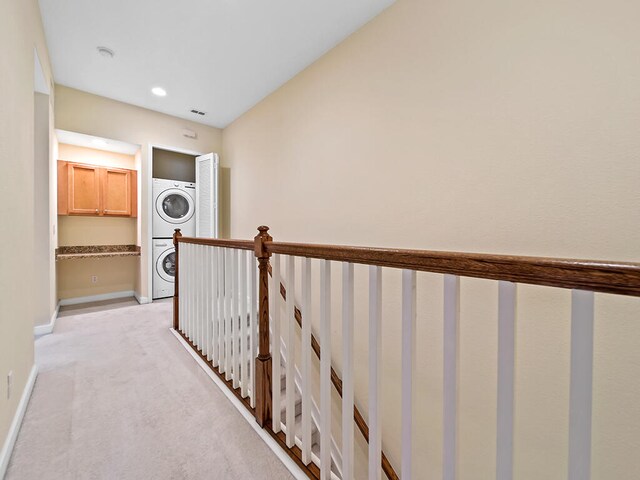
[96, 46, 114, 58]
[151, 87, 167, 97]
[92, 138, 108, 147]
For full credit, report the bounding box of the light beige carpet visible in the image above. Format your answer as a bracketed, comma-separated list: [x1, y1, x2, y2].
[6, 300, 294, 480]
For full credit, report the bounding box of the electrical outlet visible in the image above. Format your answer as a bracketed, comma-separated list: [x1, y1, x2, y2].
[7, 371, 13, 400]
[91, 275, 98, 283]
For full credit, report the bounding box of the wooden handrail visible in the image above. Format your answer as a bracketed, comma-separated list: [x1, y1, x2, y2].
[175, 236, 640, 296]
[177, 236, 254, 250]
[173, 228, 639, 480]
[266, 241, 640, 297]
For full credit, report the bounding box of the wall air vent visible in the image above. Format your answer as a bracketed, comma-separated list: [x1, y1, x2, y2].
[190, 109, 206, 116]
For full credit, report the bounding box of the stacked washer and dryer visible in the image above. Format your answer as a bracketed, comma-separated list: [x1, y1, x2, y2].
[152, 178, 196, 299]
[152, 152, 219, 300]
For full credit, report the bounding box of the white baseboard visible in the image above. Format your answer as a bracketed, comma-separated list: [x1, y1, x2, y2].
[170, 329, 307, 480]
[58, 290, 135, 306]
[0, 365, 38, 479]
[134, 292, 150, 304]
[33, 303, 60, 336]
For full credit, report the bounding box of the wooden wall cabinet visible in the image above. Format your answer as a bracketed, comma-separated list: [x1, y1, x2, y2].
[58, 161, 137, 217]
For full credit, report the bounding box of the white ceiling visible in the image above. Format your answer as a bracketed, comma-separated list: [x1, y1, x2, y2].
[39, 0, 394, 128]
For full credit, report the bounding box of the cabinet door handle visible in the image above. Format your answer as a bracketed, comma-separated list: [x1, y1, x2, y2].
[95, 209, 98, 213]
[104, 209, 108, 213]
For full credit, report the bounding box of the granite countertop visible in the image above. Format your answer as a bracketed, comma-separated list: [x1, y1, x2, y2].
[56, 245, 141, 260]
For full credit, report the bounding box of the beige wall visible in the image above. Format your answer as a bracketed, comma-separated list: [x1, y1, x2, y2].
[57, 257, 138, 300]
[58, 217, 137, 246]
[58, 143, 136, 170]
[56, 144, 137, 300]
[223, 0, 640, 478]
[33, 93, 52, 327]
[54, 85, 224, 302]
[0, 0, 54, 468]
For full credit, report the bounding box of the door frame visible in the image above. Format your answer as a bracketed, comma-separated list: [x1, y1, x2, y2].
[146, 143, 204, 304]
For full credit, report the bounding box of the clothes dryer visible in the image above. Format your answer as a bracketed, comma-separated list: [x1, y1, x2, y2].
[153, 239, 175, 299]
[152, 178, 196, 238]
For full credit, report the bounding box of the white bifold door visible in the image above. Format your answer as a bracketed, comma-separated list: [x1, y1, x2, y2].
[195, 153, 220, 238]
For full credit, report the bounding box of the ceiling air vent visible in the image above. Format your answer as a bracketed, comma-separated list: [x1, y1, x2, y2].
[190, 109, 206, 116]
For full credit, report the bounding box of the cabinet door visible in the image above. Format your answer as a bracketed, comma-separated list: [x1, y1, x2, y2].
[101, 167, 131, 216]
[68, 163, 101, 215]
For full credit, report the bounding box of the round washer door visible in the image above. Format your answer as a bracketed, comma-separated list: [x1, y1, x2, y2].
[155, 188, 195, 224]
[156, 248, 176, 282]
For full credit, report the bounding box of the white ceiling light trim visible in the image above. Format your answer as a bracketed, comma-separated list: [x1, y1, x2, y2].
[151, 86, 167, 97]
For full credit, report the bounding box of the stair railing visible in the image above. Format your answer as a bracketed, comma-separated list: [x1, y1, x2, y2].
[172, 226, 640, 480]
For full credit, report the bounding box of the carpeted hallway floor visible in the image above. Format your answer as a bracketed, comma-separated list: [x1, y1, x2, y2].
[6, 300, 294, 480]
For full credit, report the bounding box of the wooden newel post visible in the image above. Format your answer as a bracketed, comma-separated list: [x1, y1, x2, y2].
[254, 225, 273, 427]
[173, 228, 182, 330]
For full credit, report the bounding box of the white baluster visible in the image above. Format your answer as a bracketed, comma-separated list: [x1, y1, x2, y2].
[232, 249, 240, 388]
[204, 246, 208, 354]
[402, 270, 417, 479]
[271, 254, 282, 433]
[187, 244, 193, 340]
[200, 245, 205, 352]
[224, 248, 232, 379]
[320, 260, 332, 480]
[286, 255, 296, 447]
[206, 246, 212, 361]
[369, 265, 382, 480]
[211, 246, 218, 366]
[183, 244, 189, 338]
[240, 250, 249, 398]
[250, 254, 258, 408]
[497, 281, 517, 480]
[186, 243, 192, 340]
[194, 245, 200, 350]
[205, 246, 209, 356]
[178, 242, 184, 332]
[217, 247, 225, 370]
[192, 245, 197, 345]
[204, 246, 208, 357]
[198, 245, 204, 352]
[443, 274, 459, 480]
[195, 244, 199, 345]
[301, 257, 312, 465]
[342, 262, 355, 479]
[568, 289, 594, 480]
[192, 245, 197, 346]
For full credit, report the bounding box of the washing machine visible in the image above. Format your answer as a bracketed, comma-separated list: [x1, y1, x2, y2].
[153, 239, 176, 299]
[153, 178, 196, 238]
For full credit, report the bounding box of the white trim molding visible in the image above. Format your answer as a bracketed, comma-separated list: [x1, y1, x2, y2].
[34, 303, 60, 336]
[0, 365, 38, 479]
[170, 329, 307, 480]
[134, 292, 150, 305]
[146, 143, 206, 307]
[58, 290, 136, 306]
